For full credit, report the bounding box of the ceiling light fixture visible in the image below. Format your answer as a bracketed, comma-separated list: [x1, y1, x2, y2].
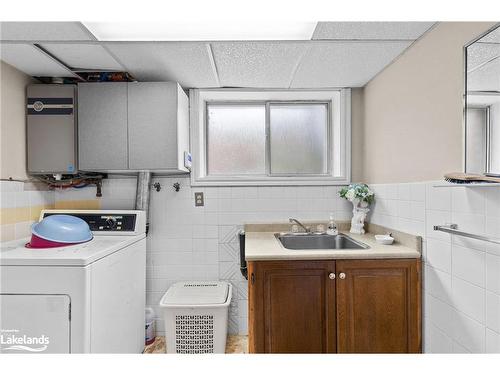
[82, 21, 317, 41]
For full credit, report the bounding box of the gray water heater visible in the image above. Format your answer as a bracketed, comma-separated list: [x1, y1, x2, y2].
[27, 84, 77, 175]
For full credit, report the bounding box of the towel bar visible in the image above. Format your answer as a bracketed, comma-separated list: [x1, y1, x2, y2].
[433, 224, 500, 245]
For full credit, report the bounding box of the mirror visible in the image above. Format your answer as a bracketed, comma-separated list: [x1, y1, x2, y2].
[465, 24, 500, 176]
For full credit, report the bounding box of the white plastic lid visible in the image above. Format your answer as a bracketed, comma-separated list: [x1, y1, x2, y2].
[160, 281, 230, 306]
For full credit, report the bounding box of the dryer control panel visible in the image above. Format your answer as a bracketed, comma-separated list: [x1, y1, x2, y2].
[43, 213, 136, 232]
[39, 210, 146, 236]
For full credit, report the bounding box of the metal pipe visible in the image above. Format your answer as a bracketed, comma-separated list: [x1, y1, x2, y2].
[433, 224, 500, 245]
[135, 172, 151, 234]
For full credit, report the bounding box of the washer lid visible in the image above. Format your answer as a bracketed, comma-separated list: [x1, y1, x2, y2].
[160, 281, 230, 306]
[0, 234, 145, 266]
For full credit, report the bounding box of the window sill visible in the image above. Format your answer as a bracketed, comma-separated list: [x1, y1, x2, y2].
[190, 176, 351, 187]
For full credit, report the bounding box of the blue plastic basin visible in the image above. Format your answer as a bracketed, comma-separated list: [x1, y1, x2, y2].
[31, 214, 93, 243]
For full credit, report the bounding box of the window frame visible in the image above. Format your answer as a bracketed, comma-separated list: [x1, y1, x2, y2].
[190, 88, 351, 186]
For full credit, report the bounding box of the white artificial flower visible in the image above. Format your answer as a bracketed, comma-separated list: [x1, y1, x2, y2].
[345, 189, 356, 201]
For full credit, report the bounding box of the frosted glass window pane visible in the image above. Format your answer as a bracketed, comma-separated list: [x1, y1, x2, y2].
[207, 104, 266, 175]
[270, 104, 328, 174]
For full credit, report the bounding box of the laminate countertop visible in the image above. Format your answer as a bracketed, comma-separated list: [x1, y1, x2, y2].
[244, 222, 421, 261]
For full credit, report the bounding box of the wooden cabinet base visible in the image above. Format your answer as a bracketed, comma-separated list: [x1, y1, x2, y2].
[248, 259, 421, 354]
[248, 260, 336, 353]
[336, 259, 421, 353]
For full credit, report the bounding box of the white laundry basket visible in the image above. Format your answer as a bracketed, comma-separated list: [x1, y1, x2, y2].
[160, 281, 232, 354]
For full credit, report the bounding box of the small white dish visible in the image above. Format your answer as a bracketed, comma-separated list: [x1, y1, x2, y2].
[375, 235, 394, 245]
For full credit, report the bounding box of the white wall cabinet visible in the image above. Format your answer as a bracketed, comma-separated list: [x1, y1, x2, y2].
[78, 82, 189, 173]
[78, 82, 128, 171]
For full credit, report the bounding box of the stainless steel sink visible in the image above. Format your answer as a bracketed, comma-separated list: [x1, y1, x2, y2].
[275, 233, 370, 250]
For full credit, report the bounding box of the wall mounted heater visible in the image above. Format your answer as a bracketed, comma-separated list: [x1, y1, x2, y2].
[27, 84, 77, 175]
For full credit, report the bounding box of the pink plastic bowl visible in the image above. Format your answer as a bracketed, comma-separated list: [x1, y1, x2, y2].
[25, 234, 87, 249]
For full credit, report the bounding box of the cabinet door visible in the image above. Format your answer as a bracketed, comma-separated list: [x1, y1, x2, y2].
[336, 259, 421, 353]
[128, 82, 178, 170]
[78, 82, 128, 170]
[248, 260, 336, 353]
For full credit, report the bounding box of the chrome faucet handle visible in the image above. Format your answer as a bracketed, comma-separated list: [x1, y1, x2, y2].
[289, 218, 311, 233]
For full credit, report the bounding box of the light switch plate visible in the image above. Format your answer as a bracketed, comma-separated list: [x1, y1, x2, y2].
[194, 192, 204, 207]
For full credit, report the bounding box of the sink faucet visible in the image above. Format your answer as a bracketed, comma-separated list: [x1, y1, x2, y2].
[289, 218, 311, 233]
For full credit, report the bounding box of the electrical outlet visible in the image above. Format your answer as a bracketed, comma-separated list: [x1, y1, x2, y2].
[194, 192, 204, 207]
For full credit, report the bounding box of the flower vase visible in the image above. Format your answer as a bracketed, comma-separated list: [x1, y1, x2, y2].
[350, 200, 369, 234]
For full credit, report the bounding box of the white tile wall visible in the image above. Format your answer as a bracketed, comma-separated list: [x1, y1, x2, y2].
[56, 176, 352, 336]
[369, 181, 500, 353]
[46, 177, 500, 351]
[148, 177, 352, 335]
[0, 181, 55, 241]
[54, 178, 137, 209]
[369, 182, 426, 237]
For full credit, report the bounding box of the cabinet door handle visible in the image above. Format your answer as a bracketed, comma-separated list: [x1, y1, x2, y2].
[339, 272, 346, 279]
[251, 273, 255, 285]
[328, 273, 336, 280]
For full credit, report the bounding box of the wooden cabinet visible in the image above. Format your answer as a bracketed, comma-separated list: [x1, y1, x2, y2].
[248, 258, 421, 354]
[248, 260, 336, 353]
[78, 82, 189, 173]
[336, 259, 421, 353]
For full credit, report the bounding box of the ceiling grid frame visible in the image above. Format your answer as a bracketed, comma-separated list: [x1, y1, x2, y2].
[75, 22, 99, 41]
[98, 43, 127, 71]
[32, 43, 85, 80]
[0, 21, 439, 88]
[206, 43, 221, 87]
[287, 43, 312, 89]
[38, 43, 125, 72]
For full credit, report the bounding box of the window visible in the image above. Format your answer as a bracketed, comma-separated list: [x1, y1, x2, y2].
[190, 89, 351, 186]
[207, 104, 266, 175]
[269, 103, 328, 175]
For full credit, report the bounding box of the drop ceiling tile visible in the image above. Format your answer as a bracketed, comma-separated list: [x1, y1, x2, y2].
[41, 43, 123, 71]
[104, 42, 218, 88]
[467, 42, 500, 72]
[0, 43, 78, 77]
[476, 26, 500, 44]
[0, 22, 95, 41]
[467, 57, 500, 92]
[290, 41, 412, 88]
[211, 42, 307, 88]
[312, 22, 435, 40]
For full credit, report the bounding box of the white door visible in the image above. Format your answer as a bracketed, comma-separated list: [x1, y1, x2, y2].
[0, 294, 71, 353]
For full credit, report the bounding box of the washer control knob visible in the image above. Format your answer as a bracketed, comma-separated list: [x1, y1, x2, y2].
[105, 217, 117, 229]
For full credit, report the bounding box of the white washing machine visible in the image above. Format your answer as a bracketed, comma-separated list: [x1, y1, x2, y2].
[0, 209, 147, 354]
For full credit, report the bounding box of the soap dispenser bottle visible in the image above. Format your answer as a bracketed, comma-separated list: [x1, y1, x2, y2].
[327, 213, 338, 235]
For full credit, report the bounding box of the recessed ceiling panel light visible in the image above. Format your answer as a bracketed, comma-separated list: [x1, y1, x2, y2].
[82, 21, 317, 41]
